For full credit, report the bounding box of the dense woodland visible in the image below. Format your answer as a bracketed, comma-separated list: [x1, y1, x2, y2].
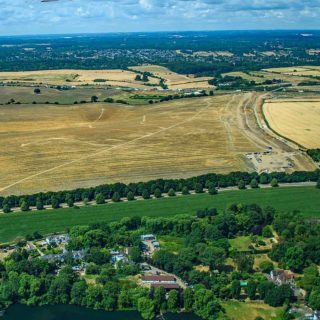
[307, 149, 320, 162]
[1, 201, 320, 319]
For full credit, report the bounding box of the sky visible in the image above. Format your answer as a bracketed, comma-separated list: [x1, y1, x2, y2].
[0, 0, 320, 35]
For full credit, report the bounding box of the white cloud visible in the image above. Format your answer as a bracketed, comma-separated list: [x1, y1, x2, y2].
[0, 0, 320, 35]
[139, 0, 153, 10]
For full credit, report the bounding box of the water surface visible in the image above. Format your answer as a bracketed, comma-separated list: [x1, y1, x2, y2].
[2, 304, 200, 320]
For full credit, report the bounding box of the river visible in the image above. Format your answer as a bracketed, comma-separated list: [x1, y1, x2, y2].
[2, 304, 201, 320]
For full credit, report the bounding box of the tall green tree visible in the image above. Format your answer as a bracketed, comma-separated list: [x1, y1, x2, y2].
[231, 280, 241, 299]
[51, 196, 60, 209]
[238, 180, 246, 190]
[285, 246, 304, 272]
[70, 280, 88, 305]
[142, 189, 150, 199]
[183, 288, 194, 311]
[195, 183, 203, 193]
[137, 297, 155, 320]
[95, 193, 105, 205]
[250, 179, 259, 189]
[271, 178, 279, 188]
[20, 201, 30, 212]
[235, 253, 254, 273]
[154, 286, 166, 312]
[127, 191, 135, 201]
[112, 192, 121, 202]
[208, 183, 218, 195]
[36, 197, 44, 210]
[154, 188, 162, 198]
[167, 289, 179, 312]
[182, 186, 190, 195]
[246, 280, 257, 300]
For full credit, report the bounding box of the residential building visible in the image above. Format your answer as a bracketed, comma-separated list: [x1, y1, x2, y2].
[270, 269, 295, 286]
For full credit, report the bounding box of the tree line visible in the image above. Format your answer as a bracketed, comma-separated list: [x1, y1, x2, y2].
[1, 170, 319, 212]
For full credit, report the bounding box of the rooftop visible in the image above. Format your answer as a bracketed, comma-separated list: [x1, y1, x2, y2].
[151, 283, 180, 289]
[142, 275, 176, 282]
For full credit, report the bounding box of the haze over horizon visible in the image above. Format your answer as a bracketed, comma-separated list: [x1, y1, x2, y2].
[1, 0, 320, 36]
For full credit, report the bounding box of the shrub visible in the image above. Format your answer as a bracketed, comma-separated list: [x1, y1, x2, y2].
[168, 188, 176, 197]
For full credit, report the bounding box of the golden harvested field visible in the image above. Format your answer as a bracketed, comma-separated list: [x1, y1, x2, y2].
[263, 66, 320, 77]
[0, 94, 258, 196]
[131, 64, 213, 89]
[0, 69, 159, 88]
[223, 70, 320, 85]
[222, 71, 267, 84]
[0, 66, 214, 90]
[263, 99, 320, 148]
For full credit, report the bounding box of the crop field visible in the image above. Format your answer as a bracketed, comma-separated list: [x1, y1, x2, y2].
[0, 94, 262, 196]
[131, 65, 213, 89]
[0, 187, 319, 243]
[263, 99, 320, 148]
[263, 66, 320, 77]
[0, 66, 214, 90]
[223, 70, 320, 85]
[0, 86, 122, 105]
[0, 69, 160, 89]
[0, 86, 172, 106]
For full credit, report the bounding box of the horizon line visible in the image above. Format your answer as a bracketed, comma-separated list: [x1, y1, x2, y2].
[1, 28, 320, 38]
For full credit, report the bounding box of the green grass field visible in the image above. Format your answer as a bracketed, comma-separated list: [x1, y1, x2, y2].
[229, 236, 252, 252]
[158, 235, 185, 253]
[222, 301, 284, 320]
[0, 187, 319, 243]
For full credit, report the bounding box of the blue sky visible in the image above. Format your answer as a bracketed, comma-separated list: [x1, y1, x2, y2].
[1, 0, 320, 35]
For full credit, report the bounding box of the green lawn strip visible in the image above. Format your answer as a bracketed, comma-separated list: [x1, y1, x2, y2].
[0, 187, 319, 243]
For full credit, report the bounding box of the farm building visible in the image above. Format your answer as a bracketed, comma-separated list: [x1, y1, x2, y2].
[142, 275, 176, 284]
